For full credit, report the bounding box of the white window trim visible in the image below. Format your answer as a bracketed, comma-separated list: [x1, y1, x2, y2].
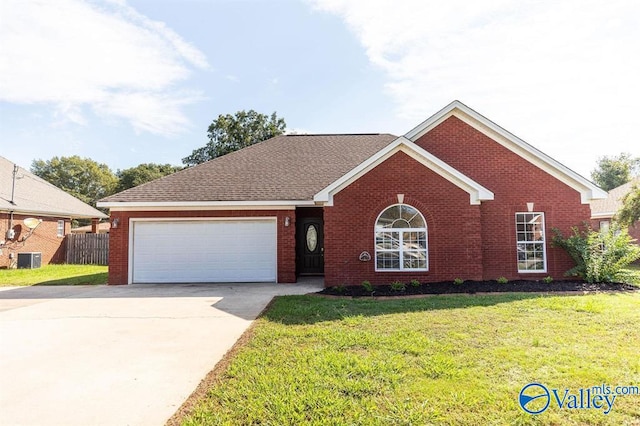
[374, 204, 429, 272]
[515, 212, 547, 273]
[57, 220, 65, 237]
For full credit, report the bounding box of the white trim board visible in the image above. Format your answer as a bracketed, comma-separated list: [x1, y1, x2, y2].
[99, 200, 315, 211]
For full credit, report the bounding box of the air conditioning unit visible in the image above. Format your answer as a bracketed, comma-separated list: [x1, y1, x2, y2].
[17, 252, 42, 269]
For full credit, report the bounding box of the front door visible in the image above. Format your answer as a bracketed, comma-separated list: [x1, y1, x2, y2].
[297, 217, 324, 274]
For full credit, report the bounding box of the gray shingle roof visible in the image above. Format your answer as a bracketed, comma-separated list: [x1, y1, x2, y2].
[590, 177, 640, 217]
[0, 156, 107, 219]
[100, 134, 398, 203]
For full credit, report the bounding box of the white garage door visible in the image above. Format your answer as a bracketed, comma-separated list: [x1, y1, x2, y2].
[131, 219, 277, 283]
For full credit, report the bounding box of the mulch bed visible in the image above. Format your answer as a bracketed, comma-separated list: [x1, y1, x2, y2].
[317, 280, 639, 298]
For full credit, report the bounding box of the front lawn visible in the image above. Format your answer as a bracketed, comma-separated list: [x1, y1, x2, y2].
[177, 293, 640, 425]
[0, 264, 108, 286]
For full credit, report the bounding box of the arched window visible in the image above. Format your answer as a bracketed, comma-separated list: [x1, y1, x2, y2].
[375, 204, 428, 271]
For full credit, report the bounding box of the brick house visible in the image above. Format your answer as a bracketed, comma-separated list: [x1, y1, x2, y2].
[1, 157, 107, 268]
[98, 101, 606, 286]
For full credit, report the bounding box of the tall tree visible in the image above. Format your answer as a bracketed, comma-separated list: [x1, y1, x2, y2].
[617, 184, 640, 227]
[182, 110, 286, 166]
[591, 153, 640, 191]
[116, 163, 182, 192]
[31, 156, 117, 207]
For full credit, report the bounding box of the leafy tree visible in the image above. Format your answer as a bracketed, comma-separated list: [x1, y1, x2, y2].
[182, 110, 286, 166]
[116, 163, 182, 192]
[552, 224, 640, 283]
[617, 184, 640, 227]
[31, 156, 117, 207]
[591, 153, 639, 191]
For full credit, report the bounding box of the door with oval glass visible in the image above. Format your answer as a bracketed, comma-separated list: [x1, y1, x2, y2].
[297, 217, 324, 274]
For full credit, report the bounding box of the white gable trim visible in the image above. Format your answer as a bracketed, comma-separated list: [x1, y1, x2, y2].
[405, 100, 607, 204]
[314, 137, 494, 206]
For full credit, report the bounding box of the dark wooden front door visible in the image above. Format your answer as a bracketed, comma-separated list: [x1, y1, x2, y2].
[297, 217, 324, 274]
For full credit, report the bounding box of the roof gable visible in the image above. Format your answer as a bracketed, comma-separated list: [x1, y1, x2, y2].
[314, 137, 494, 206]
[405, 101, 606, 204]
[0, 156, 107, 219]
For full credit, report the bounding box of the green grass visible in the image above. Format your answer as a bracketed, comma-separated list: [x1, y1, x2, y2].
[0, 264, 107, 286]
[182, 293, 640, 425]
[624, 264, 640, 285]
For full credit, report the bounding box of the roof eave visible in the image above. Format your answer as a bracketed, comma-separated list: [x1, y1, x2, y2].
[0, 207, 107, 219]
[97, 200, 317, 211]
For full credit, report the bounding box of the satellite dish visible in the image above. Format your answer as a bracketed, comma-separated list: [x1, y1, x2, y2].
[23, 218, 41, 230]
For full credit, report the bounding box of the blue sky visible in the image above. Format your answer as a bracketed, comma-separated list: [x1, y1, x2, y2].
[1, 0, 639, 178]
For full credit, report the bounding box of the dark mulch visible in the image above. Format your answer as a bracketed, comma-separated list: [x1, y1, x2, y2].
[317, 280, 639, 298]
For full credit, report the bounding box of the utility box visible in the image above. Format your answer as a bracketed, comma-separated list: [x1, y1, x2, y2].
[17, 252, 42, 269]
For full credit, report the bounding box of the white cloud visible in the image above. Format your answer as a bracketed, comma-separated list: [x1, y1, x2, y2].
[0, 0, 209, 135]
[310, 0, 640, 176]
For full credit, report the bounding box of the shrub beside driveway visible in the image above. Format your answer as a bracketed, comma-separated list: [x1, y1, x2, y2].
[0, 264, 107, 286]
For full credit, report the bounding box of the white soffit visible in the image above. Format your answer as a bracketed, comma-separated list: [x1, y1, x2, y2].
[405, 100, 607, 204]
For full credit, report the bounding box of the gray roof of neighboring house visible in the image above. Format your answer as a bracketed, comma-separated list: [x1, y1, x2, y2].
[590, 177, 640, 218]
[0, 156, 108, 219]
[100, 134, 398, 203]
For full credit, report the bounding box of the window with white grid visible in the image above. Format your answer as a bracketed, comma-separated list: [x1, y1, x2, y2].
[515, 212, 546, 272]
[375, 204, 428, 271]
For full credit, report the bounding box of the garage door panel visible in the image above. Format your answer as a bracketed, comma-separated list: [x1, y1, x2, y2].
[132, 220, 277, 283]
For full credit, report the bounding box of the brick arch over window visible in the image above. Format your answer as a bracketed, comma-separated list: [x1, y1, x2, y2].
[374, 203, 428, 271]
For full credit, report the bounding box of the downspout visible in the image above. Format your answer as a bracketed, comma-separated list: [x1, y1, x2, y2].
[10, 164, 18, 205]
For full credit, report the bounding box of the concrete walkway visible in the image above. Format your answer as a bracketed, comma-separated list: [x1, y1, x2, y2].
[0, 281, 322, 426]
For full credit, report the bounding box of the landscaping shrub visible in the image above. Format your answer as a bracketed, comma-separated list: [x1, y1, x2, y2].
[552, 223, 640, 283]
[497, 277, 508, 284]
[453, 278, 464, 285]
[390, 280, 406, 291]
[361, 280, 373, 293]
[410, 279, 420, 287]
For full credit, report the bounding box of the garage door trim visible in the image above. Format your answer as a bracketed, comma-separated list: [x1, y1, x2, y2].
[128, 217, 278, 284]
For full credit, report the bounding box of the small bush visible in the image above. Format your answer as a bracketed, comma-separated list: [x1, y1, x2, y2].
[361, 280, 373, 293]
[543, 276, 554, 284]
[453, 278, 464, 285]
[390, 281, 406, 291]
[497, 277, 508, 284]
[410, 279, 421, 287]
[552, 224, 640, 283]
[335, 284, 346, 294]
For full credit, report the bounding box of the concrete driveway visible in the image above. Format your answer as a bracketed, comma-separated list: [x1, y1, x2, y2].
[0, 281, 321, 426]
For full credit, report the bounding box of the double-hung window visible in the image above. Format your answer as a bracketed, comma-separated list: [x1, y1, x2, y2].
[375, 204, 428, 271]
[516, 212, 546, 272]
[57, 220, 65, 237]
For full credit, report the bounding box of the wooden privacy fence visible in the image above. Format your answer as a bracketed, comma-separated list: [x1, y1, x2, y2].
[65, 234, 109, 265]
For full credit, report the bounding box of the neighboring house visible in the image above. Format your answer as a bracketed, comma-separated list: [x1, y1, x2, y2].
[590, 177, 640, 242]
[71, 222, 111, 234]
[98, 101, 606, 286]
[1, 156, 107, 268]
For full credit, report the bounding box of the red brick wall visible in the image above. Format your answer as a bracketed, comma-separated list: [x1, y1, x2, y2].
[414, 116, 592, 280]
[107, 210, 296, 285]
[324, 151, 484, 286]
[1, 213, 68, 268]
